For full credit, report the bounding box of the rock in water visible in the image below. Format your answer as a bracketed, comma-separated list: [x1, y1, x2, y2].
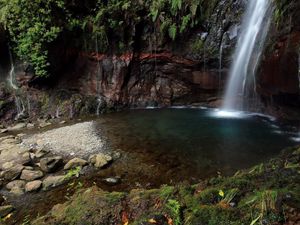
[20, 169, 44, 181]
[25, 180, 42, 192]
[64, 158, 88, 170]
[0, 205, 14, 218]
[89, 153, 112, 168]
[40, 156, 63, 173]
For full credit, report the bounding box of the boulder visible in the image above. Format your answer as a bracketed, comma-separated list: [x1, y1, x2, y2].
[20, 170, 44, 181]
[89, 153, 112, 168]
[6, 180, 26, 190]
[25, 180, 42, 192]
[40, 156, 63, 173]
[0, 205, 14, 218]
[64, 158, 88, 170]
[42, 176, 66, 190]
[1, 164, 24, 181]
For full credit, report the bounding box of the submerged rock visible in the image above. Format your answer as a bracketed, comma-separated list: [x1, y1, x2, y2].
[40, 156, 63, 173]
[64, 158, 88, 170]
[20, 169, 44, 181]
[0, 205, 14, 218]
[89, 153, 112, 168]
[25, 180, 42, 192]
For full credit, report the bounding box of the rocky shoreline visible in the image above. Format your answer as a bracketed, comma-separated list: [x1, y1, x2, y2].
[0, 120, 120, 223]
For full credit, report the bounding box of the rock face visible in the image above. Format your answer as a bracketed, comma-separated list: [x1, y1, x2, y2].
[0, 0, 298, 124]
[39, 156, 63, 173]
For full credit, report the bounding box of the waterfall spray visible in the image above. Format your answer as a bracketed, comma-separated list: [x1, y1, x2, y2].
[221, 0, 273, 114]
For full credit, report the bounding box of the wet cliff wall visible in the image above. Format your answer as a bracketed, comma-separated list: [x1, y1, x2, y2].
[0, 0, 299, 123]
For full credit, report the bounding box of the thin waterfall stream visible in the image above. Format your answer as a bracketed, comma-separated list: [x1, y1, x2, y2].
[7, 51, 26, 120]
[219, 0, 273, 116]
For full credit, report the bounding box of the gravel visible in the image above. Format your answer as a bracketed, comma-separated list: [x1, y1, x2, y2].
[22, 122, 105, 158]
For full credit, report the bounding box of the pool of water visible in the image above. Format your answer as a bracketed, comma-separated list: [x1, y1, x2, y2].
[95, 108, 297, 179]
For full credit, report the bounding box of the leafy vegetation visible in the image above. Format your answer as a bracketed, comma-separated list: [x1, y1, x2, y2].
[0, 0, 210, 77]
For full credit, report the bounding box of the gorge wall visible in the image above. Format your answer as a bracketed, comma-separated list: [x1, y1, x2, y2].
[0, 0, 299, 124]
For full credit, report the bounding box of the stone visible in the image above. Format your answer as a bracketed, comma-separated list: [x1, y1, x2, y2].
[42, 176, 66, 190]
[40, 156, 63, 173]
[25, 180, 42, 192]
[39, 121, 51, 128]
[2, 162, 14, 170]
[89, 153, 113, 168]
[24, 166, 34, 170]
[0, 135, 14, 142]
[27, 123, 35, 129]
[35, 149, 49, 158]
[0, 129, 8, 134]
[10, 187, 24, 196]
[7, 123, 26, 131]
[102, 177, 121, 185]
[20, 169, 44, 181]
[1, 138, 21, 145]
[0, 205, 14, 218]
[64, 158, 88, 170]
[1, 164, 24, 181]
[6, 180, 26, 190]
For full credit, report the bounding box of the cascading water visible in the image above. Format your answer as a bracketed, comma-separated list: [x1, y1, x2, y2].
[7, 50, 26, 120]
[95, 34, 103, 116]
[221, 0, 273, 114]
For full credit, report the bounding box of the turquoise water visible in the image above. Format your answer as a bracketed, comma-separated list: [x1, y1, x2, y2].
[96, 108, 296, 178]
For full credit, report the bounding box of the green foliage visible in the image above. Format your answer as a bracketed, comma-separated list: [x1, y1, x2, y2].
[0, 0, 65, 77]
[166, 199, 181, 225]
[168, 23, 177, 40]
[0, 0, 207, 77]
[64, 166, 81, 179]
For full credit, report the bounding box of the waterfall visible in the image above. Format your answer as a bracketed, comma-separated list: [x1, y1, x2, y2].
[95, 33, 103, 116]
[7, 50, 26, 120]
[222, 0, 272, 112]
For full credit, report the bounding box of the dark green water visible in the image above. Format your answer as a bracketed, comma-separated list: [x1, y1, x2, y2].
[96, 108, 296, 179]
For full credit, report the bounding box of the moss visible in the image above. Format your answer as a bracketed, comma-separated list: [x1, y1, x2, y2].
[33, 146, 300, 225]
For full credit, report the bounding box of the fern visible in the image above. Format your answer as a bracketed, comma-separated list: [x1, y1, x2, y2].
[180, 14, 190, 33]
[168, 23, 177, 40]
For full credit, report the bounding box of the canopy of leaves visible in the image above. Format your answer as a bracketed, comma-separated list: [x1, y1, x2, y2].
[0, 0, 210, 77]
